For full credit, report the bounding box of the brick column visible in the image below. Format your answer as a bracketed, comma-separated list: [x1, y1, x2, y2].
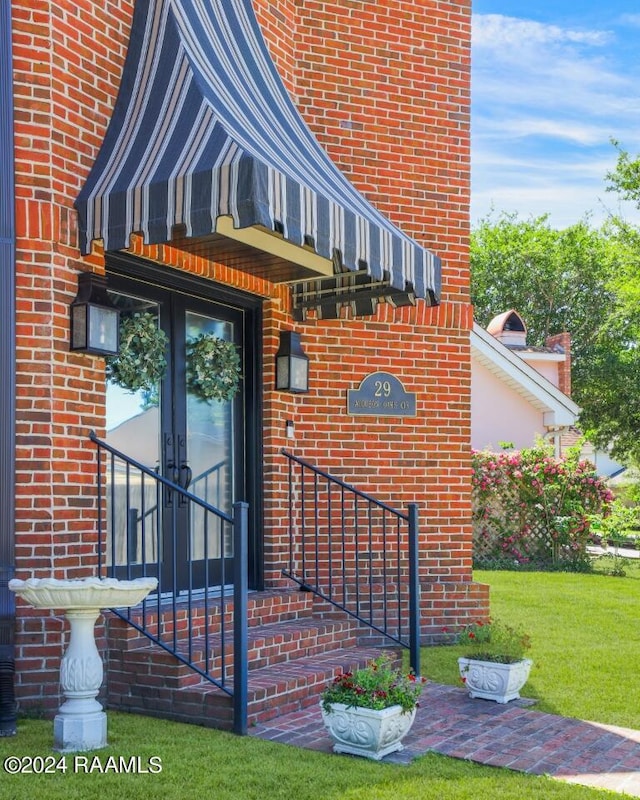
[545, 332, 572, 397]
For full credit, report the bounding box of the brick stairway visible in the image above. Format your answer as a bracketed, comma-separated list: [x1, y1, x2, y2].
[104, 588, 396, 731]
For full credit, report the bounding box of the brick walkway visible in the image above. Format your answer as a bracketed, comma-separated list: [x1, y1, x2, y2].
[251, 682, 640, 796]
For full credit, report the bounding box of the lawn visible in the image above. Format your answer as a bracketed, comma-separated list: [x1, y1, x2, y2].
[424, 559, 640, 729]
[2, 564, 638, 800]
[0, 713, 614, 800]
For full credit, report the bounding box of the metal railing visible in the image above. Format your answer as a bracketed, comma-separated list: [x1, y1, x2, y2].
[123, 460, 227, 561]
[89, 432, 248, 735]
[191, 459, 227, 509]
[281, 450, 420, 674]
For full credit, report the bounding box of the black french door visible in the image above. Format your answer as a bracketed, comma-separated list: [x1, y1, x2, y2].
[104, 265, 261, 593]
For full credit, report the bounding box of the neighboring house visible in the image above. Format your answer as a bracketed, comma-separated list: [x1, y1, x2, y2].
[471, 309, 625, 478]
[0, 0, 487, 735]
[564, 430, 626, 479]
[472, 310, 626, 477]
[471, 311, 580, 456]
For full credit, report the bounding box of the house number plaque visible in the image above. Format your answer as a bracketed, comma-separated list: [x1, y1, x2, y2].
[347, 372, 417, 417]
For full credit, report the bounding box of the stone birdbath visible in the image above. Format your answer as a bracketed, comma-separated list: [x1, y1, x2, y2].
[9, 576, 157, 752]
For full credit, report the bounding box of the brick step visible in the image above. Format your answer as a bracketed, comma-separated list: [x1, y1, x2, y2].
[193, 616, 358, 677]
[105, 587, 404, 732]
[111, 616, 358, 687]
[244, 644, 402, 725]
[108, 644, 400, 730]
[107, 588, 317, 651]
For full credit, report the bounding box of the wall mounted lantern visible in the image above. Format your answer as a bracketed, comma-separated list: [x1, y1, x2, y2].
[70, 272, 120, 356]
[275, 331, 309, 393]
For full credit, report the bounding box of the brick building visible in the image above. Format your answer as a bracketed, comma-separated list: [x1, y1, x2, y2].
[0, 0, 488, 733]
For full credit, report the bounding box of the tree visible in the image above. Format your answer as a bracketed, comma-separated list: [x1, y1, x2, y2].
[577, 339, 640, 464]
[605, 143, 640, 328]
[471, 212, 640, 464]
[471, 214, 617, 368]
[585, 143, 640, 464]
[606, 140, 640, 209]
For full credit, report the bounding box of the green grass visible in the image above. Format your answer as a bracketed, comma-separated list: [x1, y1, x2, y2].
[424, 564, 640, 729]
[0, 713, 613, 800]
[3, 565, 640, 800]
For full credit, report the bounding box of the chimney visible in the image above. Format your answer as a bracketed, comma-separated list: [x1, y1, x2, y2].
[545, 332, 571, 396]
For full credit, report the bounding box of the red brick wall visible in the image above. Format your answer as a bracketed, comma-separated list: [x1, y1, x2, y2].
[252, 0, 299, 94]
[261, 302, 483, 640]
[12, 0, 134, 711]
[11, 0, 487, 711]
[545, 332, 572, 397]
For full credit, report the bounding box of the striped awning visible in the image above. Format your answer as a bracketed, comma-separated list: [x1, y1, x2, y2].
[75, 0, 441, 307]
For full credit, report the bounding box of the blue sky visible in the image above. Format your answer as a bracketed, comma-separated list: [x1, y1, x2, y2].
[471, 0, 640, 228]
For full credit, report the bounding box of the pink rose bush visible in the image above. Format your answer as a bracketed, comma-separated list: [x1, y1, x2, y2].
[472, 443, 613, 570]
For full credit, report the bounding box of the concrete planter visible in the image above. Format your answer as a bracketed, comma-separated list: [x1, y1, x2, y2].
[320, 702, 416, 760]
[458, 657, 533, 703]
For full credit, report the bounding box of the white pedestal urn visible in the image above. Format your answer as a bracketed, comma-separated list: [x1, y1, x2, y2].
[9, 576, 157, 752]
[458, 657, 533, 704]
[320, 702, 417, 760]
[55, 607, 106, 752]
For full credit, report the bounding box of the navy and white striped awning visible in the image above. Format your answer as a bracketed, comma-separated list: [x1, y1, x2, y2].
[75, 0, 441, 307]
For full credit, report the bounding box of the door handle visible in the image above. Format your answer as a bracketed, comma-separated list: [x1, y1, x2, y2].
[163, 434, 178, 506]
[162, 462, 178, 508]
[180, 464, 193, 491]
[166, 462, 180, 484]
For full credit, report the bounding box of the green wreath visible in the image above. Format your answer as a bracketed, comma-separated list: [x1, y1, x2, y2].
[105, 312, 168, 393]
[186, 333, 242, 403]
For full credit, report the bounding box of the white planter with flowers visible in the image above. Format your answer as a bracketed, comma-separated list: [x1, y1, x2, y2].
[319, 653, 424, 760]
[320, 702, 416, 760]
[456, 618, 533, 704]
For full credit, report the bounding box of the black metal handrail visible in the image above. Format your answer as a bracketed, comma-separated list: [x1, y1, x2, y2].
[281, 449, 420, 674]
[89, 432, 248, 735]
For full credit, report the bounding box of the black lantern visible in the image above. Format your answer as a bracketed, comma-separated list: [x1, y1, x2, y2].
[70, 272, 120, 356]
[275, 331, 309, 393]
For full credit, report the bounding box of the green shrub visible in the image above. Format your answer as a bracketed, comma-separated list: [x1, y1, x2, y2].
[609, 469, 640, 508]
[590, 499, 640, 547]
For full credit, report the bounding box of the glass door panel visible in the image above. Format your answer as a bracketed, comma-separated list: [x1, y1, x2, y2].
[186, 311, 235, 564]
[105, 293, 162, 575]
[104, 275, 247, 593]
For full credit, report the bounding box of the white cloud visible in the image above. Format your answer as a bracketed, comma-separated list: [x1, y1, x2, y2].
[473, 150, 615, 181]
[471, 146, 631, 228]
[470, 12, 640, 227]
[474, 115, 613, 147]
[472, 14, 613, 49]
[471, 184, 633, 229]
[472, 13, 626, 116]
